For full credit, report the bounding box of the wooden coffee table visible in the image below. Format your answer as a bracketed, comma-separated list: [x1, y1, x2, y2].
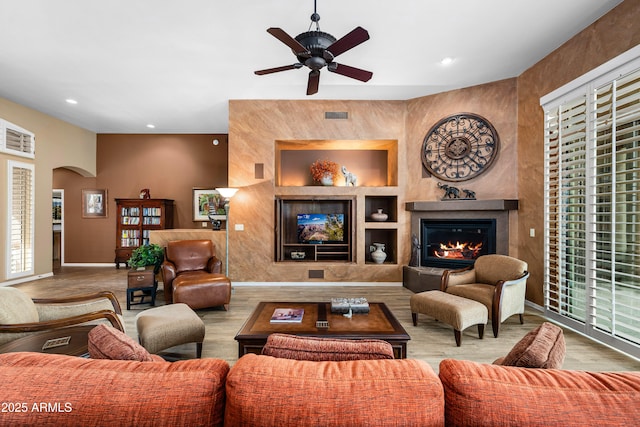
[235, 302, 410, 358]
[0, 325, 96, 357]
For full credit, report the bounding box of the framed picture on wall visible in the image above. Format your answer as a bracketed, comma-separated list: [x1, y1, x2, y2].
[193, 188, 226, 221]
[82, 189, 108, 218]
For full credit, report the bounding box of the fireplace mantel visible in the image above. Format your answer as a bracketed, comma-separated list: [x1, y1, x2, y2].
[405, 199, 518, 212]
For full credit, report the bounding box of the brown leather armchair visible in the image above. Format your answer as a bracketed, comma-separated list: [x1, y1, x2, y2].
[440, 254, 529, 338]
[0, 288, 124, 347]
[160, 239, 230, 309]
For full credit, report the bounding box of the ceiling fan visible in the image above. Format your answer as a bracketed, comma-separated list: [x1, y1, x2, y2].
[254, 0, 373, 95]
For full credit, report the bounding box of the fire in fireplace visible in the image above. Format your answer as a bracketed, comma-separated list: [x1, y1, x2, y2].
[421, 219, 496, 268]
[434, 241, 483, 260]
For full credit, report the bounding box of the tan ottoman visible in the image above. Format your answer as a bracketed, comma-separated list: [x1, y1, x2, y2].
[135, 303, 205, 358]
[410, 290, 488, 346]
[172, 273, 232, 310]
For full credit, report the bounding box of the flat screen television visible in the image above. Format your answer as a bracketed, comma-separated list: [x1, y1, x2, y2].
[297, 213, 345, 243]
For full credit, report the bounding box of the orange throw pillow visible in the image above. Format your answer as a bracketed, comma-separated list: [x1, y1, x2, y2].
[261, 333, 395, 361]
[498, 322, 565, 369]
[88, 324, 159, 362]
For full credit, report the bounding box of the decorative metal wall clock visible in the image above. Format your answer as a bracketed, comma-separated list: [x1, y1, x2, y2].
[421, 113, 499, 182]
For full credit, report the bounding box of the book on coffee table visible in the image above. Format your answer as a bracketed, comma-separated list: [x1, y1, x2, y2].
[270, 308, 304, 323]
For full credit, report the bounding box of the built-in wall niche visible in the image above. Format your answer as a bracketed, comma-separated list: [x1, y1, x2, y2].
[275, 197, 354, 263]
[275, 139, 398, 187]
[365, 196, 397, 222]
[365, 229, 397, 264]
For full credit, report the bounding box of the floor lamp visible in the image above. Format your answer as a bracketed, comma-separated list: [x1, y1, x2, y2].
[216, 187, 238, 277]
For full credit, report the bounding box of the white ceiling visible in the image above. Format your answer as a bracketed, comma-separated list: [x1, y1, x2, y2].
[0, 0, 623, 133]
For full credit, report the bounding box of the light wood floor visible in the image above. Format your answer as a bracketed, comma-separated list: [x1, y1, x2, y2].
[12, 266, 640, 373]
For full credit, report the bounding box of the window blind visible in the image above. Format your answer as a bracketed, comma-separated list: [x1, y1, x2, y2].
[7, 161, 34, 278]
[590, 70, 640, 345]
[543, 50, 640, 359]
[544, 95, 588, 322]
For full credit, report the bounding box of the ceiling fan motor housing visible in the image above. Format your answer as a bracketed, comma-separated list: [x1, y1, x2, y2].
[295, 31, 337, 66]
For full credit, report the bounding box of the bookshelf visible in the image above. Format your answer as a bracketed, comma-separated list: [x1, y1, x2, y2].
[114, 198, 174, 268]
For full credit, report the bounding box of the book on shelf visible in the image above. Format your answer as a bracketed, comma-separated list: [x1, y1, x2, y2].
[270, 308, 304, 323]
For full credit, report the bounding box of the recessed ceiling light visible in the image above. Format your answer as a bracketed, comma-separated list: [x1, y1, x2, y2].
[146, 124, 155, 129]
[65, 99, 78, 104]
[440, 57, 454, 65]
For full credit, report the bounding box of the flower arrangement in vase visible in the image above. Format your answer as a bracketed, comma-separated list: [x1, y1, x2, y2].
[310, 159, 339, 186]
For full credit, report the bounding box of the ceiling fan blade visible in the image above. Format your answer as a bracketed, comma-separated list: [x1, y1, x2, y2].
[307, 71, 320, 95]
[255, 63, 303, 75]
[328, 63, 373, 82]
[267, 28, 310, 56]
[326, 26, 370, 58]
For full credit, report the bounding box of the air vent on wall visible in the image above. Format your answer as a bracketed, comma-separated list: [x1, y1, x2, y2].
[0, 119, 35, 159]
[325, 111, 348, 120]
[309, 269, 324, 279]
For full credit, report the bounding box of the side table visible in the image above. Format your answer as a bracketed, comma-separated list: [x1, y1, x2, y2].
[127, 267, 157, 310]
[402, 265, 444, 293]
[0, 325, 96, 357]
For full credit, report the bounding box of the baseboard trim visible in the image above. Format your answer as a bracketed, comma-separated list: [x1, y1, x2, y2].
[61, 263, 115, 267]
[525, 300, 544, 313]
[232, 281, 403, 287]
[1, 272, 54, 287]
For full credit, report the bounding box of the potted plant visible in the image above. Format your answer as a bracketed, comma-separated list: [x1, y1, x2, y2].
[310, 159, 339, 185]
[127, 243, 164, 273]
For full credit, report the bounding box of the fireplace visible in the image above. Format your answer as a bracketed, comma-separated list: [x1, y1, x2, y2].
[421, 219, 496, 268]
[404, 199, 517, 293]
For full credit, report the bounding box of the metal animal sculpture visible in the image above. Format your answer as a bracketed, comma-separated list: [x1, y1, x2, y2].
[462, 189, 476, 200]
[438, 182, 460, 199]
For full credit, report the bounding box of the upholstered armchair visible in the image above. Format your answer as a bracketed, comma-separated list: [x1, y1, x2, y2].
[440, 254, 529, 338]
[0, 287, 124, 347]
[160, 239, 224, 305]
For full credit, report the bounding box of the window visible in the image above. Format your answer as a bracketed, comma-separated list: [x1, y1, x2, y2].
[6, 160, 34, 278]
[542, 45, 640, 359]
[0, 119, 35, 158]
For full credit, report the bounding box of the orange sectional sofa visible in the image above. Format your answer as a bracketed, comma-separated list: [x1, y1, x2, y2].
[1, 352, 639, 426]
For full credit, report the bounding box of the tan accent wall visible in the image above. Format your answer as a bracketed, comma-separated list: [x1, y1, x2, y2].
[226, 86, 517, 282]
[0, 97, 96, 281]
[228, 100, 407, 282]
[516, 0, 640, 305]
[405, 79, 519, 256]
[54, 134, 229, 264]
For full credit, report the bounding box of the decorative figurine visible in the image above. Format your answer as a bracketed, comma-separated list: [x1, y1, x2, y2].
[437, 182, 460, 199]
[341, 165, 357, 186]
[409, 233, 420, 267]
[139, 188, 151, 199]
[462, 189, 476, 200]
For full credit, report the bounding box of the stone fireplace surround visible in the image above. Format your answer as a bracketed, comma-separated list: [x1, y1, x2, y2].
[403, 199, 518, 293]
